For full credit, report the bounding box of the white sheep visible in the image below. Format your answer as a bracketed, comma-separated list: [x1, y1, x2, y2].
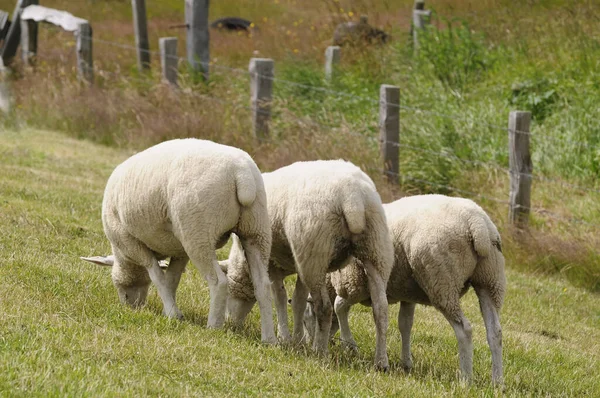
[81, 138, 276, 344]
[219, 160, 394, 370]
[304, 194, 506, 384]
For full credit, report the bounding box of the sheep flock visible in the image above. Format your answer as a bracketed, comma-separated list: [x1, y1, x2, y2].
[82, 138, 506, 385]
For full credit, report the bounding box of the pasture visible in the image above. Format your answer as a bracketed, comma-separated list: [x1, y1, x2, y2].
[0, 129, 598, 396]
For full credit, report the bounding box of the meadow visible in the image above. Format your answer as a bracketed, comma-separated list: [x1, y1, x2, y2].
[0, 0, 599, 395]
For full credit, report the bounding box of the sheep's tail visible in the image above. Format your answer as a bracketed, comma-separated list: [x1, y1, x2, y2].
[234, 165, 257, 207]
[470, 211, 506, 310]
[341, 191, 366, 235]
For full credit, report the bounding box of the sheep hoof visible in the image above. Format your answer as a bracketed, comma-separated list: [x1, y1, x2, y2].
[376, 364, 389, 373]
[164, 309, 184, 321]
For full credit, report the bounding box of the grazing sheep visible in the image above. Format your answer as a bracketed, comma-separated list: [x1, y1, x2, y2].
[305, 195, 506, 384]
[81, 138, 276, 344]
[220, 160, 394, 370]
[333, 15, 389, 47]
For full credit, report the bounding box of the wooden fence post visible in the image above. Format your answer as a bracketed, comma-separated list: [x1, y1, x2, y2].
[324, 45, 340, 81]
[20, 17, 37, 66]
[412, 8, 431, 51]
[249, 58, 273, 141]
[159, 37, 178, 86]
[1, 0, 37, 65]
[185, 0, 209, 80]
[508, 111, 532, 227]
[379, 84, 400, 184]
[132, 0, 150, 70]
[76, 22, 93, 84]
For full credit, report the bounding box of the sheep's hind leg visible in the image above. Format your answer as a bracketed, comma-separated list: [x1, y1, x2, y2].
[475, 286, 503, 385]
[398, 301, 416, 371]
[363, 260, 390, 372]
[334, 295, 358, 351]
[440, 307, 473, 383]
[242, 241, 277, 344]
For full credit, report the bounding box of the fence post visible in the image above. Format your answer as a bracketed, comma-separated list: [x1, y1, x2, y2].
[76, 22, 94, 84]
[324, 46, 340, 81]
[20, 17, 37, 67]
[1, 0, 37, 65]
[159, 37, 178, 86]
[249, 58, 273, 141]
[185, 0, 209, 80]
[412, 8, 431, 51]
[508, 111, 532, 227]
[379, 84, 400, 184]
[132, 0, 150, 70]
[0, 66, 10, 114]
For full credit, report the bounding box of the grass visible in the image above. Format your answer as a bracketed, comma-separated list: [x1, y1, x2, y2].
[1, 129, 599, 396]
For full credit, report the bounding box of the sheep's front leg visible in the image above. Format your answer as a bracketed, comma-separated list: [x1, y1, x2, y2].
[148, 260, 184, 320]
[309, 283, 333, 355]
[398, 301, 416, 371]
[334, 295, 358, 351]
[270, 271, 292, 342]
[291, 277, 309, 343]
[363, 260, 390, 372]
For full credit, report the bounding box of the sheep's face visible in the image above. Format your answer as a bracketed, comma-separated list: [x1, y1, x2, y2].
[219, 234, 258, 324]
[111, 262, 151, 308]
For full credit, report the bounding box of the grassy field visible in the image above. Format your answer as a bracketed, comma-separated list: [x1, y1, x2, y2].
[1, 128, 599, 396]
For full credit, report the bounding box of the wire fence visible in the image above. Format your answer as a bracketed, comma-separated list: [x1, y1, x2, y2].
[15, 33, 600, 232]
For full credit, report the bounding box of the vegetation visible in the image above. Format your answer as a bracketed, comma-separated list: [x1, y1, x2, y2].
[1, 129, 598, 396]
[0, 0, 599, 394]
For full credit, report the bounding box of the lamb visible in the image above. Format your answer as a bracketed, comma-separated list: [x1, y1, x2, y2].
[219, 160, 394, 370]
[304, 194, 506, 384]
[81, 138, 276, 344]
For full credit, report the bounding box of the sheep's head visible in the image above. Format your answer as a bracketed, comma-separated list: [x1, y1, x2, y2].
[80, 255, 151, 308]
[218, 234, 257, 325]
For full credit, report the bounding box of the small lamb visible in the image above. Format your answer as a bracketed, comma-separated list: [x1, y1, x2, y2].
[220, 160, 394, 370]
[305, 194, 506, 384]
[81, 138, 276, 344]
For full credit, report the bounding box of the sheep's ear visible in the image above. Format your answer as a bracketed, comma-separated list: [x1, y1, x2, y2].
[80, 255, 114, 267]
[218, 260, 229, 274]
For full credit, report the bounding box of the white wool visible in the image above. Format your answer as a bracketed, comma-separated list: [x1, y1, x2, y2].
[91, 138, 276, 344]
[310, 194, 506, 384]
[222, 159, 394, 370]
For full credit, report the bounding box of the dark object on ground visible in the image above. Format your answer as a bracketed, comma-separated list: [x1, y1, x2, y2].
[210, 17, 255, 33]
[333, 15, 389, 46]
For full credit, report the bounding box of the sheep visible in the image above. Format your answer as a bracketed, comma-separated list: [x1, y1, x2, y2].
[304, 194, 506, 384]
[210, 17, 256, 33]
[80, 138, 276, 344]
[219, 160, 394, 370]
[333, 15, 390, 47]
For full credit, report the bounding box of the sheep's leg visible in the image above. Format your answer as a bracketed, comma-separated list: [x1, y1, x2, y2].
[442, 310, 473, 383]
[270, 271, 292, 342]
[188, 250, 228, 328]
[291, 277, 309, 343]
[363, 260, 390, 372]
[161, 256, 188, 319]
[242, 242, 277, 344]
[147, 261, 184, 320]
[334, 295, 358, 351]
[309, 283, 333, 356]
[398, 301, 416, 371]
[475, 286, 503, 385]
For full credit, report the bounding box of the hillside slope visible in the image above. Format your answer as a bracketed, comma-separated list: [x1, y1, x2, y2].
[0, 129, 598, 396]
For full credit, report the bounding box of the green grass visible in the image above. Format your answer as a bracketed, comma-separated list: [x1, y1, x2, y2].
[1, 128, 599, 396]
